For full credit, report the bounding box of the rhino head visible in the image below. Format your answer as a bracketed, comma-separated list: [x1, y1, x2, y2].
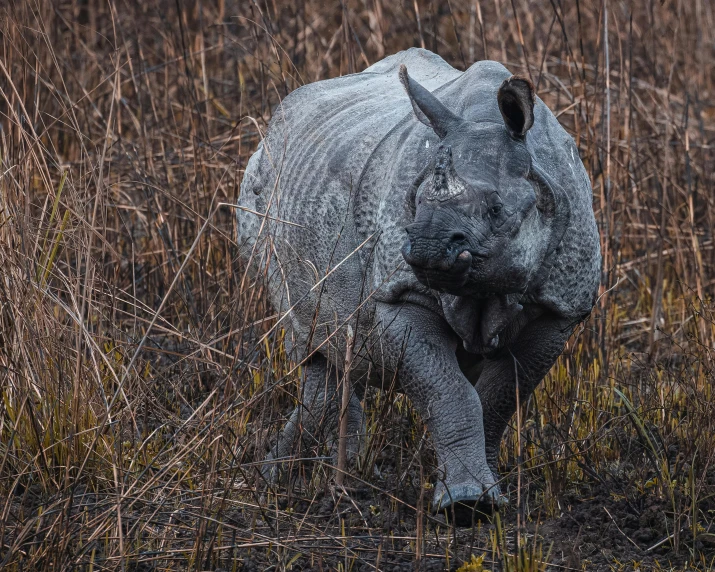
[398, 65, 569, 299]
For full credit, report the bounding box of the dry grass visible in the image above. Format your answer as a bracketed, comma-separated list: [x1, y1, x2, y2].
[0, 0, 713, 570]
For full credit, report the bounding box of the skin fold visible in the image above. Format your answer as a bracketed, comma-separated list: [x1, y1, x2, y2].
[237, 48, 601, 524]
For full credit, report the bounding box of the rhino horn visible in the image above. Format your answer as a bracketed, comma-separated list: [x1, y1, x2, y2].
[497, 75, 535, 139]
[433, 144, 452, 190]
[426, 144, 466, 201]
[399, 64, 461, 139]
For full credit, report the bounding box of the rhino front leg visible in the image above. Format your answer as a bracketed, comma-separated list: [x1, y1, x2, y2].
[475, 314, 576, 478]
[262, 354, 365, 482]
[377, 302, 500, 522]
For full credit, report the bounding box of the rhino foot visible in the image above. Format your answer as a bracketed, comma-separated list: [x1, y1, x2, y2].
[433, 481, 506, 527]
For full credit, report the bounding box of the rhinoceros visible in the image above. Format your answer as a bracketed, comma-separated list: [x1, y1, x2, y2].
[237, 48, 600, 523]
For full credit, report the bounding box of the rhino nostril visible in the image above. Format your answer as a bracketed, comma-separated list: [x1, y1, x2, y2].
[449, 231, 467, 244]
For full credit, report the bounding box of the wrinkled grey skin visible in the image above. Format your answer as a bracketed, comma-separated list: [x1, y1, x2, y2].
[237, 49, 600, 521]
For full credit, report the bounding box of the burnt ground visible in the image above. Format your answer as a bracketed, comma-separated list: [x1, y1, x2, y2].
[215, 450, 709, 571]
[3, 360, 714, 571]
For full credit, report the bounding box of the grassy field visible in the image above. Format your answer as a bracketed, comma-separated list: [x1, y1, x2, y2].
[0, 0, 714, 570]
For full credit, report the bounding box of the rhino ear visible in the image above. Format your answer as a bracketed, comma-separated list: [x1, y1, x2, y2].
[399, 64, 461, 139]
[497, 75, 535, 139]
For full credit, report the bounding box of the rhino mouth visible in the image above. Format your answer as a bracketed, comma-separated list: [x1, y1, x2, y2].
[401, 240, 480, 292]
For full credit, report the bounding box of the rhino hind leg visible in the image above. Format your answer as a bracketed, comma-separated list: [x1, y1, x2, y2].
[262, 354, 366, 483]
[327, 390, 367, 475]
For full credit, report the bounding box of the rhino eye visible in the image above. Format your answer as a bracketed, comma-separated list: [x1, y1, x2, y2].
[490, 204, 503, 217]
